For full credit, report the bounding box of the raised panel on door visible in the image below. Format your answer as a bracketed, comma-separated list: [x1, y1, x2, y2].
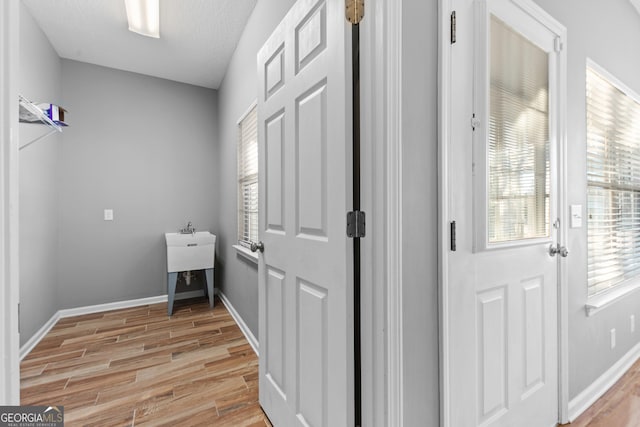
[265, 268, 286, 397]
[296, 80, 327, 240]
[295, 1, 326, 74]
[266, 111, 286, 234]
[296, 279, 328, 426]
[265, 44, 285, 100]
[521, 276, 545, 399]
[477, 286, 508, 424]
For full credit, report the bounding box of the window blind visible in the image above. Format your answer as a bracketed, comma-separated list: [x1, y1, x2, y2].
[587, 66, 640, 296]
[238, 106, 258, 245]
[487, 16, 550, 243]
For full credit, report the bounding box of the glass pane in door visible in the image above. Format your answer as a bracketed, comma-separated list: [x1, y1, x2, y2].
[488, 16, 550, 243]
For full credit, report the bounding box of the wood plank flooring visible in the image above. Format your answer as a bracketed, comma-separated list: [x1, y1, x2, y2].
[20, 297, 272, 427]
[563, 357, 640, 427]
[24, 296, 640, 427]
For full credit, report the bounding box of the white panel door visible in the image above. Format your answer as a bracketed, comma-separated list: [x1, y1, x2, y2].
[446, 0, 566, 426]
[257, 0, 353, 426]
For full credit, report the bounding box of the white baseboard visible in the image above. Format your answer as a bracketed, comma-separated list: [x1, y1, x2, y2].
[57, 295, 168, 319]
[568, 341, 640, 421]
[19, 312, 61, 361]
[217, 290, 259, 356]
[19, 291, 206, 361]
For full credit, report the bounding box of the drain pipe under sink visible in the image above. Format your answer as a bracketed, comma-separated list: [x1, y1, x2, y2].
[183, 271, 193, 285]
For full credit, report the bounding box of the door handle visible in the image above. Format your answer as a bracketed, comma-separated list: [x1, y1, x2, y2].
[549, 243, 568, 258]
[250, 241, 264, 253]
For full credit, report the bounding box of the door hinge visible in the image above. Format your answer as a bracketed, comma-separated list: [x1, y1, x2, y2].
[450, 221, 457, 251]
[471, 113, 480, 131]
[554, 37, 563, 52]
[347, 211, 366, 238]
[346, 0, 365, 24]
[451, 11, 457, 44]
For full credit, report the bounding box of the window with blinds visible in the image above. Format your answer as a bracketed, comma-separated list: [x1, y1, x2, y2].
[487, 16, 550, 243]
[587, 65, 640, 296]
[237, 105, 258, 246]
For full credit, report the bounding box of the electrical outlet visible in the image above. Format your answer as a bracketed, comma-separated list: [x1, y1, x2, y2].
[611, 328, 616, 349]
[104, 209, 114, 221]
[632, 315, 636, 333]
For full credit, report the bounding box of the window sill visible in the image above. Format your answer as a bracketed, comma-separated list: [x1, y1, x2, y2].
[585, 280, 640, 316]
[233, 244, 258, 264]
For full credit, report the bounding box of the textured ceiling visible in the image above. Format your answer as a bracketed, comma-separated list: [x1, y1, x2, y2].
[21, 0, 257, 89]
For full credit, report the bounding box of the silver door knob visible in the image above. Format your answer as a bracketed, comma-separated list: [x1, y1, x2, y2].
[250, 241, 264, 253]
[549, 243, 569, 258]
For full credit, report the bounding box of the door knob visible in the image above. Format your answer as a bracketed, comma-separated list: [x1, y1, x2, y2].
[549, 243, 569, 258]
[250, 241, 264, 253]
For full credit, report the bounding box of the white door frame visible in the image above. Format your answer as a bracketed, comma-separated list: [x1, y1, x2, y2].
[360, 0, 404, 425]
[0, 0, 21, 406]
[437, 0, 569, 425]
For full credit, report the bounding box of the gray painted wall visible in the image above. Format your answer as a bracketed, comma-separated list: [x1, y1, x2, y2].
[215, 0, 296, 339]
[57, 60, 218, 309]
[18, 2, 62, 346]
[534, 0, 640, 400]
[402, 1, 439, 425]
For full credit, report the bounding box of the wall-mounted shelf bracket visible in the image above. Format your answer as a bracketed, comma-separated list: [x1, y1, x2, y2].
[18, 94, 64, 150]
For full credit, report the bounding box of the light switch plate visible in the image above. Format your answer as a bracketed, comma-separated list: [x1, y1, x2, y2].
[104, 209, 114, 221]
[570, 204, 582, 228]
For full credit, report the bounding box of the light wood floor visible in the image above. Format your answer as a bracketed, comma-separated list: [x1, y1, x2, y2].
[563, 357, 640, 427]
[20, 297, 272, 426]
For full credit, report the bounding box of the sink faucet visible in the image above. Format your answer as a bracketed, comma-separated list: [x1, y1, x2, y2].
[180, 221, 196, 235]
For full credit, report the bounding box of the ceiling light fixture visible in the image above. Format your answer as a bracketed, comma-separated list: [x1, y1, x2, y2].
[124, 0, 160, 38]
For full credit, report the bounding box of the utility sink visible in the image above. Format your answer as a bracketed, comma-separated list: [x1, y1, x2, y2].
[165, 231, 216, 273]
[165, 231, 216, 316]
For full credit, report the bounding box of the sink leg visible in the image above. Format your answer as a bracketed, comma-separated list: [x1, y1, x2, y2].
[205, 268, 214, 308]
[168, 272, 178, 316]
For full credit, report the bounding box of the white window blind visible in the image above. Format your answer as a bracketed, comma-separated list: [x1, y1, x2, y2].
[487, 16, 550, 243]
[587, 65, 640, 296]
[238, 105, 258, 246]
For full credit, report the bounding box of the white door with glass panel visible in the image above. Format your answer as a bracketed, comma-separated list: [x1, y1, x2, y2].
[255, 0, 353, 425]
[446, 0, 566, 426]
